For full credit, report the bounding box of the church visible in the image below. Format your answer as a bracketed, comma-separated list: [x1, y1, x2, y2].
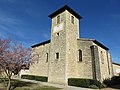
[29, 5, 113, 84]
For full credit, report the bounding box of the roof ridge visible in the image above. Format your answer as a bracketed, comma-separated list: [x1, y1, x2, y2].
[48, 5, 82, 19]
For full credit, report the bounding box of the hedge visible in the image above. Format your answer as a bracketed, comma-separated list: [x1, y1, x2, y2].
[103, 76, 120, 86]
[68, 78, 105, 89]
[21, 75, 48, 82]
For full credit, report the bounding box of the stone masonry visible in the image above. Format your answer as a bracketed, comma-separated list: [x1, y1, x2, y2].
[28, 5, 113, 84]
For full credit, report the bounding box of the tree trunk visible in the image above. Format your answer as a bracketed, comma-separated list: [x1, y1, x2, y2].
[7, 78, 11, 90]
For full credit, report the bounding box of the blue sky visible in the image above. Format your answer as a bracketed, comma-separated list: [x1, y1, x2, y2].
[0, 0, 120, 63]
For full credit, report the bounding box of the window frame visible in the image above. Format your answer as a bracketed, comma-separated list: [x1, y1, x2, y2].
[56, 52, 59, 59]
[57, 15, 60, 24]
[78, 49, 82, 62]
[71, 16, 74, 24]
[56, 32, 59, 36]
[46, 53, 48, 62]
[101, 51, 104, 64]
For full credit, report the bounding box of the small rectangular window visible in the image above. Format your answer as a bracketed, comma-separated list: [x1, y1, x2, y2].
[56, 53, 59, 59]
[57, 15, 60, 24]
[71, 16, 74, 24]
[78, 49, 82, 62]
[46, 53, 48, 62]
[101, 51, 104, 64]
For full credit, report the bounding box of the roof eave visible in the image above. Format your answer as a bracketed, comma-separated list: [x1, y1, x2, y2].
[77, 38, 109, 50]
[48, 5, 82, 19]
[31, 40, 50, 48]
[113, 62, 120, 66]
[93, 40, 109, 50]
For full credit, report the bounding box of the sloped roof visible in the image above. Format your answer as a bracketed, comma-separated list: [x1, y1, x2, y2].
[32, 38, 109, 50]
[31, 40, 50, 48]
[113, 62, 120, 66]
[78, 38, 109, 50]
[93, 40, 109, 50]
[48, 5, 82, 19]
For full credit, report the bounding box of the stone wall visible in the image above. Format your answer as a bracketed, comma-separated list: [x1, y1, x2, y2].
[48, 10, 80, 84]
[28, 6, 113, 84]
[93, 43, 113, 81]
[48, 11, 67, 84]
[77, 39, 93, 79]
[29, 43, 50, 77]
[66, 10, 79, 78]
[77, 39, 113, 82]
[113, 63, 120, 76]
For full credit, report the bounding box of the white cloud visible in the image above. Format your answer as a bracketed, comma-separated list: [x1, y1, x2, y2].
[0, 12, 29, 40]
[0, 14, 21, 26]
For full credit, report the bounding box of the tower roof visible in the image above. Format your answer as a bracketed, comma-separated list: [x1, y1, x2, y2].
[48, 5, 82, 19]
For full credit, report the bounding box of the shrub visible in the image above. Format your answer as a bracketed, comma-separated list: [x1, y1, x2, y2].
[35, 76, 48, 82]
[103, 76, 120, 87]
[90, 79, 105, 88]
[68, 78, 89, 88]
[21, 75, 48, 82]
[103, 78, 112, 87]
[21, 75, 35, 80]
[112, 76, 120, 85]
[68, 78, 105, 89]
[89, 85, 99, 89]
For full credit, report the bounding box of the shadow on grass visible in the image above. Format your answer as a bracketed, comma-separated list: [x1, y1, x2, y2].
[11, 80, 35, 90]
[0, 78, 35, 90]
[0, 78, 61, 90]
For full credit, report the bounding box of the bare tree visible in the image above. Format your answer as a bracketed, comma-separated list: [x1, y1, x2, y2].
[30, 48, 39, 64]
[0, 66, 3, 77]
[0, 38, 31, 90]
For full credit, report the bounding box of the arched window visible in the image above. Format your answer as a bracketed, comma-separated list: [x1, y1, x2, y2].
[57, 15, 60, 24]
[71, 16, 74, 24]
[78, 49, 82, 62]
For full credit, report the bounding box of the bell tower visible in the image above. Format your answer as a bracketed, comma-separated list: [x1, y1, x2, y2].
[48, 5, 82, 84]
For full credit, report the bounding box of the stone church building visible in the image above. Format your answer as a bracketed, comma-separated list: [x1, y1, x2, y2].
[29, 5, 113, 84]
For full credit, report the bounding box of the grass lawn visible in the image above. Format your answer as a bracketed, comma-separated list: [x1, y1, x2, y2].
[0, 78, 61, 90]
